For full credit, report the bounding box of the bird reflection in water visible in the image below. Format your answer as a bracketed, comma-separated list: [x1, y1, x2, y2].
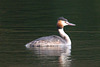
[59, 51, 71, 67]
[26, 46, 71, 67]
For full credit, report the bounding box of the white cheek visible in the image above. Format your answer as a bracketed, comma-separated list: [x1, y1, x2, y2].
[62, 21, 68, 26]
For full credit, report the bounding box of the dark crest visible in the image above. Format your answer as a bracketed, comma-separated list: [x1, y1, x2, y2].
[57, 17, 68, 21]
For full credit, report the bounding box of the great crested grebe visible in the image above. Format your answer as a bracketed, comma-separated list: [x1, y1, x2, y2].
[25, 17, 75, 48]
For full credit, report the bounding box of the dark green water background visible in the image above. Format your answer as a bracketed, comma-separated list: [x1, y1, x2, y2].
[0, 0, 100, 67]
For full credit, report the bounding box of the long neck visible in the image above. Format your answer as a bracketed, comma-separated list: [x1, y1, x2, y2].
[58, 28, 71, 45]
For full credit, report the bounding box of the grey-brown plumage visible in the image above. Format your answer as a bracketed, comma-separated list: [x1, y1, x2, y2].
[26, 35, 67, 48]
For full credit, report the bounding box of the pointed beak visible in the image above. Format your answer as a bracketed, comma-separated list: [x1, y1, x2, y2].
[67, 22, 76, 26]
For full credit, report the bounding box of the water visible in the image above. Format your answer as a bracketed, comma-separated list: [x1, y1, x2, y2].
[0, 0, 100, 67]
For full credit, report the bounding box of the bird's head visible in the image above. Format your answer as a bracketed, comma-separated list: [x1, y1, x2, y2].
[57, 17, 76, 29]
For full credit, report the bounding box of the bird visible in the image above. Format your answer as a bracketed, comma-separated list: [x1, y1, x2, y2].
[25, 17, 75, 49]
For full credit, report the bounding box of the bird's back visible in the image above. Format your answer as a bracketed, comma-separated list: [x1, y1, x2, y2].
[25, 35, 67, 48]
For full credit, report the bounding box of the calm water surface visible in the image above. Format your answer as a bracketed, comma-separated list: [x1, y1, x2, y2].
[0, 0, 100, 67]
